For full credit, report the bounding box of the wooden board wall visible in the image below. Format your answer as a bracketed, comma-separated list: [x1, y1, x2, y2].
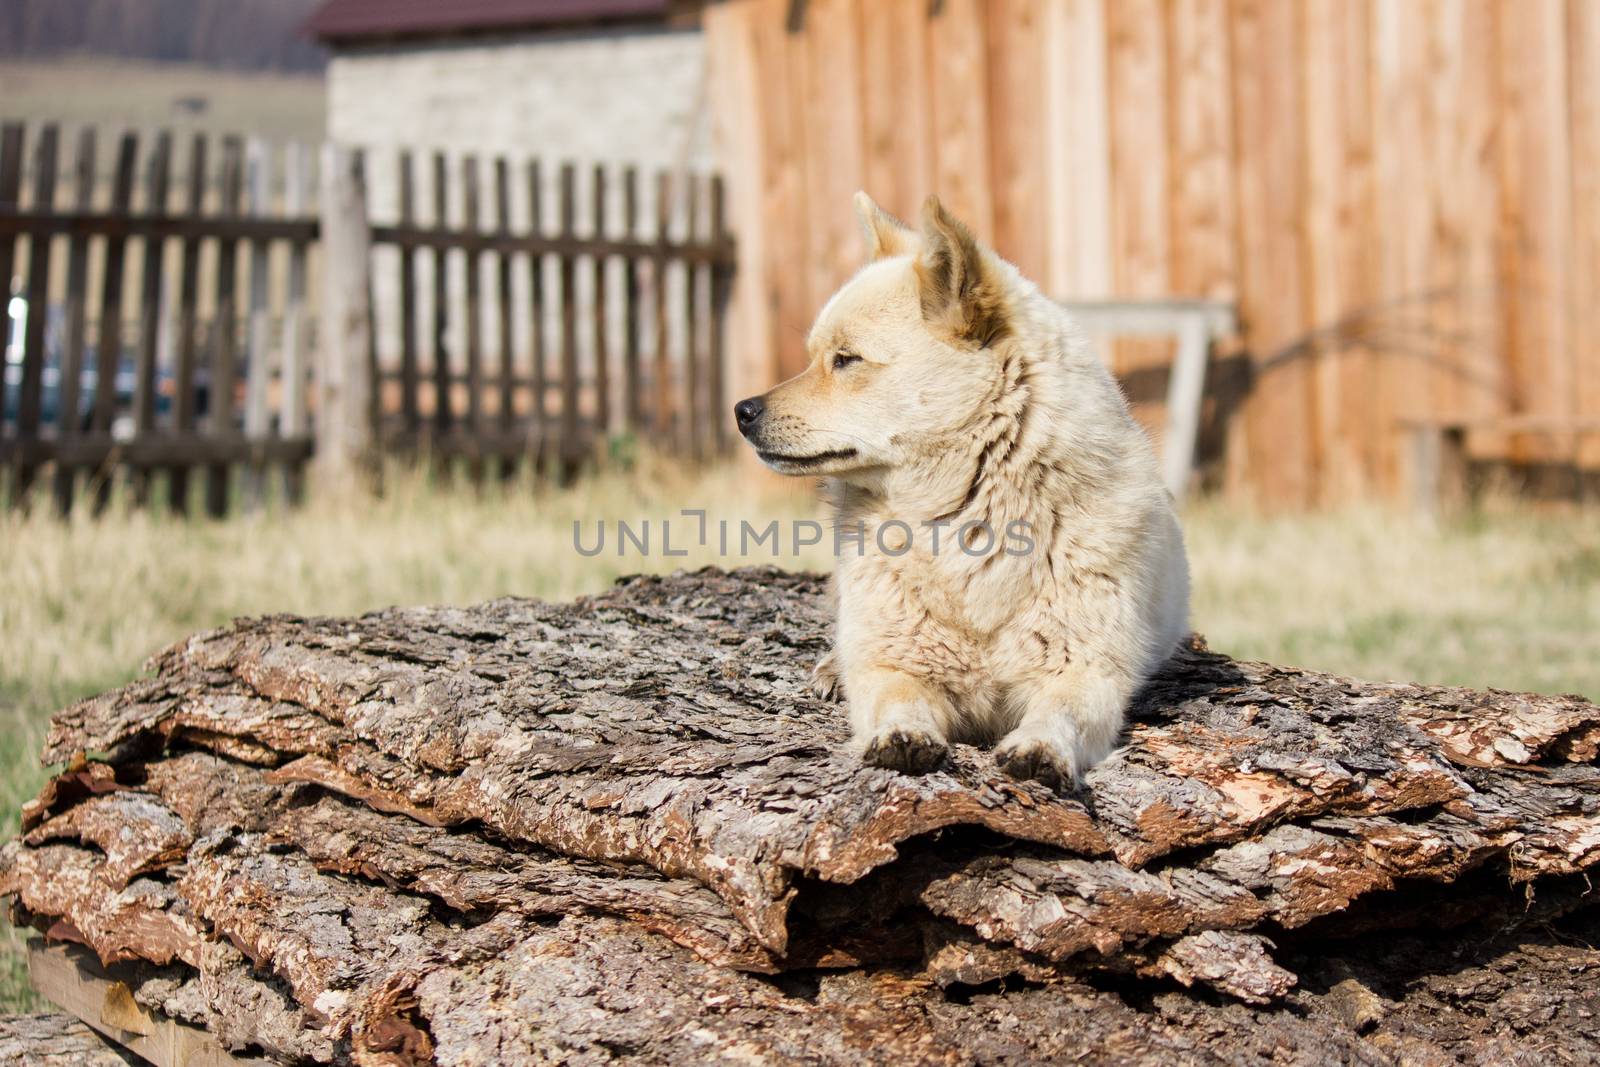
[704, 0, 1600, 506]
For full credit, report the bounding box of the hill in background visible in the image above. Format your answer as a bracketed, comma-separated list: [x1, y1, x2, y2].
[0, 0, 326, 72]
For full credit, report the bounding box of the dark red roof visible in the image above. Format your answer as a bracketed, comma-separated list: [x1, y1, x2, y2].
[305, 0, 672, 43]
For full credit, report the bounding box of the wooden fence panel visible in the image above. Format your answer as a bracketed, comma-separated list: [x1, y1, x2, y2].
[204, 138, 243, 517]
[16, 124, 60, 499]
[591, 164, 611, 442]
[0, 124, 21, 440]
[1302, 0, 1378, 502]
[706, 0, 1600, 506]
[52, 127, 96, 514]
[1574, 0, 1600, 473]
[0, 120, 735, 512]
[1496, 0, 1575, 469]
[168, 132, 208, 513]
[495, 158, 516, 437]
[1106, 0, 1174, 433]
[558, 163, 580, 469]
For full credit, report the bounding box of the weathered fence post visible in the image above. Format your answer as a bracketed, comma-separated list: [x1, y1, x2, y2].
[317, 143, 376, 494]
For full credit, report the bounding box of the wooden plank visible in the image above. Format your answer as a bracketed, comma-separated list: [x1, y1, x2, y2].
[1574, 0, 1600, 474]
[495, 157, 516, 440]
[1302, 0, 1377, 501]
[2, 433, 314, 468]
[30, 941, 271, 1067]
[204, 137, 243, 518]
[131, 131, 171, 451]
[797, 0, 865, 322]
[592, 163, 611, 441]
[701, 0, 777, 420]
[747, 0, 811, 380]
[431, 151, 453, 440]
[15, 123, 60, 501]
[622, 165, 643, 431]
[167, 132, 208, 515]
[0, 123, 23, 440]
[90, 131, 137, 510]
[281, 142, 311, 503]
[1228, 0, 1314, 505]
[926, 0, 993, 240]
[1494, 0, 1574, 467]
[241, 138, 273, 511]
[396, 151, 421, 435]
[858, 0, 933, 222]
[558, 162, 581, 469]
[317, 144, 376, 492]
[1105, 0, 1172, 435]
[708, 175, 730, 454]
[52, 127, 96, 515]
[653, 169, 674, 440]
[682, 173, 702, 461]
[527, 160, 548, 439]
[1433, 1, 1504, 484]
[461, 155, 485, 455]
[1167, 0, 1237, 304]
[1043, 0, 1112, 298]
[984, 0, 1049, 280]
[0, 212, 316, 243]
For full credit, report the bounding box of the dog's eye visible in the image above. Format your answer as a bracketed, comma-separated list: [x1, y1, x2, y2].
[832, 351, 863, 372]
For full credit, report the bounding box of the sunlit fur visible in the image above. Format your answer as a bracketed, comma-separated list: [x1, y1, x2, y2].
[739, 193, 1190, 786]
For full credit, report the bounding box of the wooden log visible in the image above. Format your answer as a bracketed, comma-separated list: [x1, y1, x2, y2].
[6, 569, 1600, 1063]
[38, 570, 1600, 963]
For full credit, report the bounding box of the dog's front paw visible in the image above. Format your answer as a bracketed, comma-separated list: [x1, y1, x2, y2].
[994, 736, 1076, 791]
[862, 728, 948, 774]
[809, 651, 842, 702]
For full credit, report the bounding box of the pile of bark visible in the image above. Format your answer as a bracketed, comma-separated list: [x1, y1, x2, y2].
[4, 567, 1600, 1066]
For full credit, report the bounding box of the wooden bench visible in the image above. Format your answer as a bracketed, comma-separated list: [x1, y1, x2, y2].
[1401, 414, 1600, 515]
[1060, 298, 1238, 504]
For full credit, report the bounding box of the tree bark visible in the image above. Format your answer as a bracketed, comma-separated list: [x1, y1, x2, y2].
[6, 567, 1600, 1065]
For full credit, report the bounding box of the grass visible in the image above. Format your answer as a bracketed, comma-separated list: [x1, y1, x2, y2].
[0, 462, 1596, 1009]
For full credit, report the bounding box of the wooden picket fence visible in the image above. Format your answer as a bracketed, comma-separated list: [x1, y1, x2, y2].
[0, 119, 736, 515]
[365, 150, 735, 473]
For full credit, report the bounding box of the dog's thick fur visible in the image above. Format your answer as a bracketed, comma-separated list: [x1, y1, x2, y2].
[736, 193, 1189, 787]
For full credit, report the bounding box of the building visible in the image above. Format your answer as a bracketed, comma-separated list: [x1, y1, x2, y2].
[306, 0, 712, 173]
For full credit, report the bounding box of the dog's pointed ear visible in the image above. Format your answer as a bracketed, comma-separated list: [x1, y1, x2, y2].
[914, 196, 1008, 347]
[853, 191, 915, 261]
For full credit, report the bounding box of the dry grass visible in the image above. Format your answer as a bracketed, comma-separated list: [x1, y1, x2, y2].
[1, 462, 1596, 1008]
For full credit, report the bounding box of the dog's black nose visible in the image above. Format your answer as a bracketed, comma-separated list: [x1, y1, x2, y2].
[734, 396, 765, 435]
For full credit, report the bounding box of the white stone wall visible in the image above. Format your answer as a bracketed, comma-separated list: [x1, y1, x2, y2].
[327, 27, 711, 175]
